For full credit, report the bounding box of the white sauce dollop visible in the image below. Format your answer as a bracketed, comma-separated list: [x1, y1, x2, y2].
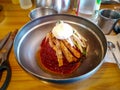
[52, 21, 73, 39]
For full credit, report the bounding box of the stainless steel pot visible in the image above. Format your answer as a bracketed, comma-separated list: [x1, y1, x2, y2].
[14, 14, 107, 83]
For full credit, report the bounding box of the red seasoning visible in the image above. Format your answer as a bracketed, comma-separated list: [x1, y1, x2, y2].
[40, 38, 81, 75]
[39, 21, 87, 75]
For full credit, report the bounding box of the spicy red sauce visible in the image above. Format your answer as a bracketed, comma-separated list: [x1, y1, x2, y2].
[39, 38, 80, 75]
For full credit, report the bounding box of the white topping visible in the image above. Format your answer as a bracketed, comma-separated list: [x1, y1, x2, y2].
[52, 21, 73, 39]
[66, 37, 74, 46]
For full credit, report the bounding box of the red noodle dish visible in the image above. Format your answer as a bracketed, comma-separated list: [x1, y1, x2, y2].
[39, 21, 87, 75]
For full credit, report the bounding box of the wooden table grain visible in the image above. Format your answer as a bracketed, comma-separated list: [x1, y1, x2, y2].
[0, 0, 120, 90]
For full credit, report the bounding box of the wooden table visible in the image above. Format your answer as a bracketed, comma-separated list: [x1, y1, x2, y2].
[0, 0, 120, 90]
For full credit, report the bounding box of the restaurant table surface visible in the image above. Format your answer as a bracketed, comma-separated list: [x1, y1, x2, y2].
[0, 0, 120, 90]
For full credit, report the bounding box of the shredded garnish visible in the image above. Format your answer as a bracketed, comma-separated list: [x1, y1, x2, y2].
[46, 21, 87, 67]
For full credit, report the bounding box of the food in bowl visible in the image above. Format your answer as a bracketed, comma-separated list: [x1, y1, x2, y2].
[39, 21, 87, 75]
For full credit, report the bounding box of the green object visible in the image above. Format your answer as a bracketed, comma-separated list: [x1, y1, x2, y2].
[97, 0, 101, 4]
[96, 0, 101, 4]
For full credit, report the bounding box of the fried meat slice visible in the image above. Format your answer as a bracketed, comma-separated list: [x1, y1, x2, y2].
[62, 39, 81, 58]
[60, 41, 77, 63]
[48, 33, 63, 67]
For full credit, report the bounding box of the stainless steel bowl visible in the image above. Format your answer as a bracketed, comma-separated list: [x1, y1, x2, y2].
[14, 14, 107, 83]
[36, 0, 71, 13]
[29, 7, 58, 20]
[101, 0, 120, 4]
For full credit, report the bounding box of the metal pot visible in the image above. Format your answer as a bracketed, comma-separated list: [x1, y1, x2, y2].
[14, 14, 107, 83]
